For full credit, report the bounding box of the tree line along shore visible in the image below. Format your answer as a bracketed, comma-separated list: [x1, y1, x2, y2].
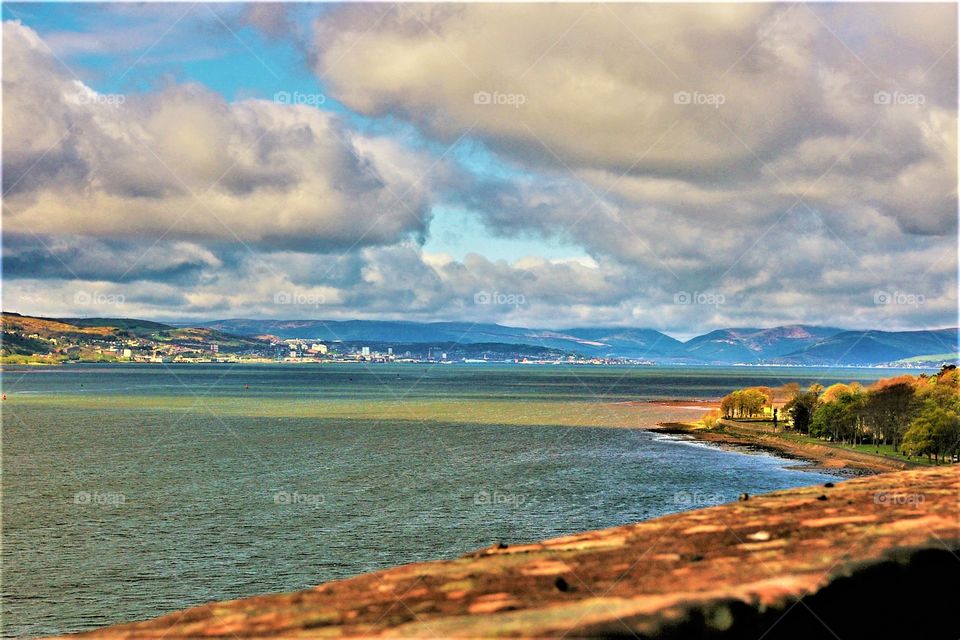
[694, 365, 960, 466]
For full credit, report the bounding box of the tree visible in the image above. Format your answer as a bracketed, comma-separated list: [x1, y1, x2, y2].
[720, 392, 736, 419]
[864, 378, 919, 450]
[701, 409, 722, 429]
[901, 420, 936, 460]
[777, 383, 800, 403]
[719, 388, 770, 419]
[811, 390, 865, 444]
[821, 383, 851, 403]
[740, 388, 769, 417]
[902, 370, 960, 462]
[785, 389, 818, 434]
[902, 406, 960, 463]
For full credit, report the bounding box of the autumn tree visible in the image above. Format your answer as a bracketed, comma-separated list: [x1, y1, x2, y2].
[811, 389, 866, 444]
[864, 377, 919, 450]
[719, 388, 769, 419]
[902, 406, 960, 462]
[903, 367, 960, 462]
[701, 409, 722, 429]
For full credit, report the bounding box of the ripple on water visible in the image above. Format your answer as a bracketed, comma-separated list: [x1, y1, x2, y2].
[2, 364, 855, 638]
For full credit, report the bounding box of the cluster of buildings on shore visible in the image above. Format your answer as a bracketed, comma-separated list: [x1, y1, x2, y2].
[278, 339, 654, 365]
[281, 339, 441, 363]
[10, 329, 653, 366]
[96, 340, 227, 363]
[88, 337, 659, 365]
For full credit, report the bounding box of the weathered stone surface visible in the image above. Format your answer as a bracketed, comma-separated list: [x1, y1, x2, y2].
[53, 467, 959, 639]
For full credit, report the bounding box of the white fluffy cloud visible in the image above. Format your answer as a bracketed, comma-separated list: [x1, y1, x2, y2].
[3, 20, 434, 250]
[314, 4, 957, 238]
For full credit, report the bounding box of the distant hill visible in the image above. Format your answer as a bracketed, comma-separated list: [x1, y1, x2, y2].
[777, 329, 959, 366]
[5, 312, 957, 366]
[201, 319, 957, 365]
[2, 312, 119, 341]
[59, 317, 173, 333]
[889, 352, 960, 368]
[200, 320, 683, 358]
[148, 326, 274, 352]
[0, 312, 273, 359]
[682, 325, 843, 363]
[556, 327, 685, 358]
[2, 313, 129, 357]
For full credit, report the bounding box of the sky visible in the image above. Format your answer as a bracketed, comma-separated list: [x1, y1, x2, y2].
[2, 2, 957, 336]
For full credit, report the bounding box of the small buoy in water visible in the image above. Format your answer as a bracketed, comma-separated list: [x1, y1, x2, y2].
[244, 384, 249, 390]
[738, 493, 749, 501]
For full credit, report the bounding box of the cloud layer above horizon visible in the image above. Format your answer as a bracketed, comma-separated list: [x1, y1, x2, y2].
[2, 3, 957, 335]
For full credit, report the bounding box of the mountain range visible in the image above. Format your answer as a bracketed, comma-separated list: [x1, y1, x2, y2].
[198, 319, 684, 358]
[3, 312, 956, 366]
[197, 319, 958, 366]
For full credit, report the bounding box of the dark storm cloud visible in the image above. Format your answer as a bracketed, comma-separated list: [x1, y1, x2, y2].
[2, 235, 222, 284]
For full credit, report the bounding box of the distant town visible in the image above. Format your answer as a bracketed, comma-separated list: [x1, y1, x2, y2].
[271, 339, 654, 366]
[85, 336, 650, 366]
[0, 313, 653, 366]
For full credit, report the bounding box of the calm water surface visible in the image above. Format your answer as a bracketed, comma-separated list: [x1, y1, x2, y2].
[1, 364, 921, 637]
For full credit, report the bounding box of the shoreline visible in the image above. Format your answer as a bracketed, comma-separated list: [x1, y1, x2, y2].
[651, 420, 918, 475]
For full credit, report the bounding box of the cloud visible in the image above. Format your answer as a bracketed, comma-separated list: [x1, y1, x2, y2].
[2, 20, 435, 251]
[314, 4, 957, 238]
[3, 231, 953, 335]
[239, 3, 293, 41]
[1, 8, 956, 334]
[2, 235, 222, 283]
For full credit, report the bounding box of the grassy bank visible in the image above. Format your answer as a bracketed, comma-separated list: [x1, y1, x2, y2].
[655, 419, 925, 474]
[727, 419, 934, 467]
